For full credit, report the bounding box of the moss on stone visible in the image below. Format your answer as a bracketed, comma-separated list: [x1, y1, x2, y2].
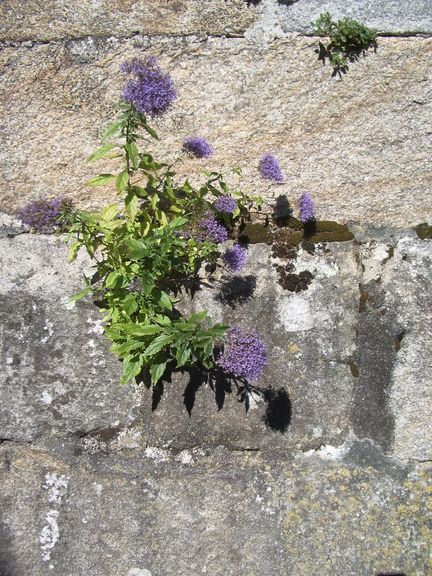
[274, 221, 354, 246]
[238, 222, 272, 244]
[416, 222, 432, 240]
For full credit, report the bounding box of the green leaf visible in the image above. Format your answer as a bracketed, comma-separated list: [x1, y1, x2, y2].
[108, 323, 162, 337]
[116, 170, 130, 193]
[102, 120, 125, 142]
[159, 291, 173, 311]
[68, 241, 81, 262]
[101, 204, 120, 222]
[176, 347, 191, 368]
[124, 238, 147, 260]
[150, 361, 167, 385]
[154, 314, 171, 326]
[232, 206, 240, 219]
[144, 334, 174, 357]
[142, 123, 159, 140]
[120, 355, 143, 385]
[69, 286, 92, 303]
[125, 142, 139, 168]
[132, 186, 147, 198]
[189, 311, 207, 323]
[105, 270, 125, 288]
[168, 216, 188, 229]
[87, 144, 117, 162]
[86, 174, 115, 187]
[125, 193, 139, 220]
[123, 294, 138, 316]
[111, 340, 144, 356]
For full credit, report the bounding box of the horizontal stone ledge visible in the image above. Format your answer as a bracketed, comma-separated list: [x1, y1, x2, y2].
[1, 35, 431, 226]
[0, 443, 430, 576]
[1, 0, 432, 44]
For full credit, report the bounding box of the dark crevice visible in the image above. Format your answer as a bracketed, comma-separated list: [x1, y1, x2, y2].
[0, 438, 32, 446]
[0, 31, 245, 50]
[394, 329, 406, 352]
[2, 29, 431, 52]
[76, 425, 121, 442]
[349, 359, 360, 378]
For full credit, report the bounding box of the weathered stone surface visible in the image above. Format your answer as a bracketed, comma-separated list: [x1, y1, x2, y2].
[383, 237, 432, 462]
[2, 0, 431, 44]
[1, 36, 431, 226]
[246, 0, 432, 43]
[1, 225, 431, 460]
[0, 444, 430, 576]
[0, 0, 256, 42]
[0, 225, 431, 574]
[0, 233, 138, 442]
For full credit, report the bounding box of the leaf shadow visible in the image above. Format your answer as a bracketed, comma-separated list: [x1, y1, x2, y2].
[215, 275, 257, 309]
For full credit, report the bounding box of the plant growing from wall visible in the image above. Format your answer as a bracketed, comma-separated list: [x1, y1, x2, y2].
[312, 12, 377, 76]
[65, 57, 266, 390]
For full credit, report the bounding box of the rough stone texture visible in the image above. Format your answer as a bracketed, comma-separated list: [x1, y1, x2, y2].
[1, 35, 431, 226]
[0, 444, 430, 576]
[0, 233, 137, 443]
[1, 2, 432, 572]
[246, 0, 432, 42]
[383, 237, 432, 462]
[2, 0, 432, 43]
[0, 0, 256, 42]
[1, 225, 431, 458]
[0, 223, 431, 574]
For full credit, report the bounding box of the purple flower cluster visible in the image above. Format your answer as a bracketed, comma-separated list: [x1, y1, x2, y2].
[196, 213, 228, 244]
[299, 192, 315, 223]
[218, 326, 267, 382]
[183, 136, 213, 159]
[121, 57, 176, 117]
[17, 197, 70, 231]
[259, 153, 284, 182]
[215, 195, 237, 214]
[223, 244, 247, 273]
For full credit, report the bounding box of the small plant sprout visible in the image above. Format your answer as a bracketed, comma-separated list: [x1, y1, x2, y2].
[313, 12, 377, 76]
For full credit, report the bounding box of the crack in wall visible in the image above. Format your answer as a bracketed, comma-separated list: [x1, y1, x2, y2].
[1, 30, 430, 52]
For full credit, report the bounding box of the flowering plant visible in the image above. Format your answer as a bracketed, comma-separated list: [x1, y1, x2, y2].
[66, 58, 266, 388]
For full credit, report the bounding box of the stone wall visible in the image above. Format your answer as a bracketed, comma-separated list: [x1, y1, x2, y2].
[0, 3, 431, 575]
[1, 217, 431, 575]
[1, 0, 431, 226]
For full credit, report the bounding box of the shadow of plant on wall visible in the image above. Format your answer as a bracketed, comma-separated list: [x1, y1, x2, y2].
[185, 365, 292, 432]
[149, 363, 291, 433]
[216, 275, 257, 308]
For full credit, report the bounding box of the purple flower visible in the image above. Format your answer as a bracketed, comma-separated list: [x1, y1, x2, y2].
[217, 326, 267, 382]
[215, 195, 237, 214]
[259, 153, 284, 182]
[183, 136, 213, 159]
[223, 244, 247, 273]
[17, 197, 71, 231]
[299, 192, 315, 223]
[121, 57, 176, 117]
[196, 213, 228, 244]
